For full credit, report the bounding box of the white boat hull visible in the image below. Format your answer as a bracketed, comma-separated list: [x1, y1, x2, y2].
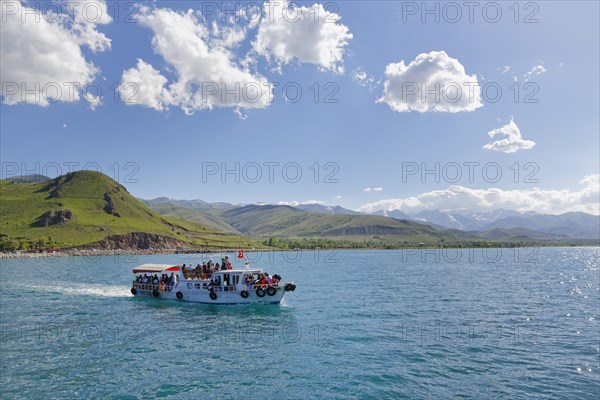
[131, 282, 289, 305]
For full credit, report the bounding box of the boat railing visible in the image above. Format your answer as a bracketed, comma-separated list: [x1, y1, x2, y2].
[248, 282, 280, 290]
[132, 282, 174, 292]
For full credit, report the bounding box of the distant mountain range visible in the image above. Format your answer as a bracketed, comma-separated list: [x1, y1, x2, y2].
[144, 197, 600, 240]
[295, 203, 362, 215]
[143, 197, 234, 210]
[142, 202, 447, 242]
[4, 174, 51, 183]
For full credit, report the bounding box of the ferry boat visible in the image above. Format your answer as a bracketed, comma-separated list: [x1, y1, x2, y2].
[130, 263, 296, 304]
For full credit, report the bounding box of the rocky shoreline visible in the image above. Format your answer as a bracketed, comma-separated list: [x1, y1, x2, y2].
[0, 248, 252, 259]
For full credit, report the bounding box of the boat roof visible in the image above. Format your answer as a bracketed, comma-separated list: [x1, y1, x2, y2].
[132, 264, 180, 274]
[132, 265, 265, 274]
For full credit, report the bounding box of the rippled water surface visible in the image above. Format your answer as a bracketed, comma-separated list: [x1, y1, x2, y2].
[1, 248, 599, 399]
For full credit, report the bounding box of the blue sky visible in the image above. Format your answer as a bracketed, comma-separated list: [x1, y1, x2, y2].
[1, 1, 599, 214]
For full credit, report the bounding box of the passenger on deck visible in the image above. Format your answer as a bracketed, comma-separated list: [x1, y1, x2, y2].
[258, 274, 267, 287]
[191, 264, 200, 279]
[182, 264, 188, 278]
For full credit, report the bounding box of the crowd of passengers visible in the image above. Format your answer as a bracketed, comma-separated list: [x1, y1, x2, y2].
[181, 256, 235, 279]
[244, 273, 281, 287]
[134, 272, 176, 291]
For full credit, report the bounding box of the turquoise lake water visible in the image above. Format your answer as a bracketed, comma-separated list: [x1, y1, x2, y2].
[1, 247, 599, 399]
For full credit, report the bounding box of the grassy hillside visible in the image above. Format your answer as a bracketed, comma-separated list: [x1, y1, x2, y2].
[0, 171, 257, 250]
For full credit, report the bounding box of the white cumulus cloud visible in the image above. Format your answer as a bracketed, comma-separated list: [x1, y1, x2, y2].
[483, 118, 536, 153]
[121, 59, 171, 111]
[1, 1, 111, 107]
[120, 6, 272, 114]
[377, 51, 483, 113]
[253, 0, 352, 73]
[357, 174, 600, 215]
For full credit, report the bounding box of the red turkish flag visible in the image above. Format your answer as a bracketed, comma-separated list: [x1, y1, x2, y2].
[237, 249, 244, 259]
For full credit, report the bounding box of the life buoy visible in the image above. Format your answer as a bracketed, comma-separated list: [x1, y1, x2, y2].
[176, 291, 183, 299]
[266, 287, 277, 296]
[256, 288, 266, 298]
[152, 289, 159, 297]
[240, 290, 249, 298]
[131, 287, 137, 295]
[210, 291, 217, 300]
[284, 283, 296, 292]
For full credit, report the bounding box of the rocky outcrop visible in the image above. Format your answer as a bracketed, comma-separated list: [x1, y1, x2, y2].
[32, 210, 74, 227]
[39, 172, 75, 199]
[103, 191, 120, 217]
[89, 232, 187, 250]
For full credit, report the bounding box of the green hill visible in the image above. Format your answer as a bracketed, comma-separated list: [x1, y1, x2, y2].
[0, 171, 256, 250]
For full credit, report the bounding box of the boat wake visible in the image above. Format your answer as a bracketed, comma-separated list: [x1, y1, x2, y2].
[27, 283, 131, 298]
